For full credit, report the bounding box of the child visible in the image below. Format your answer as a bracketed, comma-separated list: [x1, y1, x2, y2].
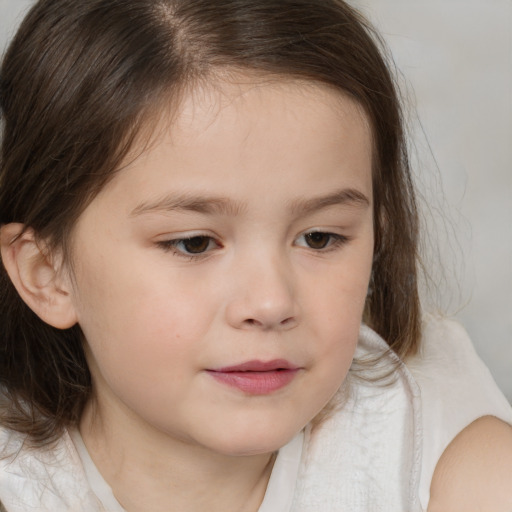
[0, 1, 511, 511]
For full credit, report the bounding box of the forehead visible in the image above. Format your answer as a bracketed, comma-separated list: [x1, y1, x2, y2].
[168, 75, 371, 154]
[91, 76, 373, 216]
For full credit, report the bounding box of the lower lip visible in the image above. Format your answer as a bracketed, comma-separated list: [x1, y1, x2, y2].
[206, 369, 299, 395]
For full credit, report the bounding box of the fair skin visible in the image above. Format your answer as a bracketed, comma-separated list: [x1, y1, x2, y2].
[37, 79, 374, 511]
[2, 77, 511, 511]
[428, 416, 512, 511]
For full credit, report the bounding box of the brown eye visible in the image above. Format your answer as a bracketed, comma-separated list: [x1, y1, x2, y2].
[182, 236, 211, 254]
[304, 232, 331, 249]
[157, 235, 220, 258]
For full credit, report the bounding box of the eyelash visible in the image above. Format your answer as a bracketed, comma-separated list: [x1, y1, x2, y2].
[156, 236, 222, 260]
[156, 231, 349, 260]
[297, 231, 349, 252]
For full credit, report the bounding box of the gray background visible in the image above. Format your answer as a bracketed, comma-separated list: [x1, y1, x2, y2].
[1, 0, 511, 401]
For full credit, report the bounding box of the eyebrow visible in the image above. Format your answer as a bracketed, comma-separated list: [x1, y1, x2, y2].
[130, 194, 246, 217]
[288, 188, 370, 216]
[130, 188, 370, 217]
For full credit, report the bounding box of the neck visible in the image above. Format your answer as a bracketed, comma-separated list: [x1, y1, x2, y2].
[79, 399, 275, 512]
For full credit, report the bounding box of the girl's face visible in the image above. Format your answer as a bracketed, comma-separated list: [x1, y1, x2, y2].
[69, 78, 374, 456]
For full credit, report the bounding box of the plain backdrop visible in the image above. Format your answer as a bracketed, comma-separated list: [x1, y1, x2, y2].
[1, 0, 511, 401]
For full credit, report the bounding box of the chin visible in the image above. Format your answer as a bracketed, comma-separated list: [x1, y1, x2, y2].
[201, 423, 301, 457]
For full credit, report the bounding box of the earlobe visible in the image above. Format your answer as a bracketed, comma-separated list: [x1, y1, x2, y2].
[0, 223, 78, 329]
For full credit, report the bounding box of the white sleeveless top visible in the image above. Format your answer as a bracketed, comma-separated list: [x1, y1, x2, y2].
[1, 316, 511, 512]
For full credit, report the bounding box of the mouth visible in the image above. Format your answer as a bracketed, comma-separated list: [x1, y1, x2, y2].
[206, 359, 300, 395]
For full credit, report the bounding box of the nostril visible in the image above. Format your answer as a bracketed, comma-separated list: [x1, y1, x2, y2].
[241, 316, 296, 329]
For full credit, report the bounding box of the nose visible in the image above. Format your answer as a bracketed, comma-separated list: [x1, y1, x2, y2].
[225, 252, 299, 331]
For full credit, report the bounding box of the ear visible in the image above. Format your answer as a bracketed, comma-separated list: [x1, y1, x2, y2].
[0, 223, 78, 329]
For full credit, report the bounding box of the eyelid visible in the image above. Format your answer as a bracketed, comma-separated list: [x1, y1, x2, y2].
[294, 229, 350, 251]
[155, 233, 222, 260]
[154, 228, 349, 261]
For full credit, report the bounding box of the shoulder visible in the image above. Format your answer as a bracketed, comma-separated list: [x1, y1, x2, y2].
[408, 315, 512, 427]
[405, 315, 512, 509]
[428, 415, 512, 511]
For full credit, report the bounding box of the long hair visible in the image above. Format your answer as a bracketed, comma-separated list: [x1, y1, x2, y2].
[0, 0, 419, 444]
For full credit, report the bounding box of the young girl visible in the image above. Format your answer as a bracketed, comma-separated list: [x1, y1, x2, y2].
[0, 1, 511, 511]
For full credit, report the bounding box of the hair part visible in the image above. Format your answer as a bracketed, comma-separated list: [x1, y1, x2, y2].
[0, 0, 420, 444]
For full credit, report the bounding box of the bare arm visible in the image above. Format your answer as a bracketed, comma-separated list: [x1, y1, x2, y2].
[428, 415, 512, 511]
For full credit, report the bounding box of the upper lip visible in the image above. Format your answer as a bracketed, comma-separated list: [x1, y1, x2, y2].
[209, 359, 299, 373]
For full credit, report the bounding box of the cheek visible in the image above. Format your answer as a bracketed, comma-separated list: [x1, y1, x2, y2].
[302, 251, 372, 385]
[305, 253, 372, 332]
[71, 252, 213, 387]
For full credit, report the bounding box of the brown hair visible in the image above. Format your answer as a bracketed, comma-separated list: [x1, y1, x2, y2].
[0, 0, 419, 444]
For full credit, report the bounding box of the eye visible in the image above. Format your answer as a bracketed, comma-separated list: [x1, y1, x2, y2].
[179, 236, 213, 254]
[157, 235, 220, 257]
[296, 231, 348, 251]
[304, 232, 331, 249]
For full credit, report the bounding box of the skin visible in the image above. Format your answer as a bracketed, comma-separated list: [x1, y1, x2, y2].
[428, 416, 512, 511]
[65, 79, 374, 511]
[0, 78, 510, 510]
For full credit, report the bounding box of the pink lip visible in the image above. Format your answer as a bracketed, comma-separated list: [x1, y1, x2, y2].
[206, 359, 300, 395]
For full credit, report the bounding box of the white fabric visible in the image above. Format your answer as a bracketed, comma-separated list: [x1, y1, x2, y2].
[0, 429, 104, 511]
[291, 324, 423, 511]
[406, 316, 512, 509]
[69, 430, 125, 512]
[0, 317, 511, 511]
